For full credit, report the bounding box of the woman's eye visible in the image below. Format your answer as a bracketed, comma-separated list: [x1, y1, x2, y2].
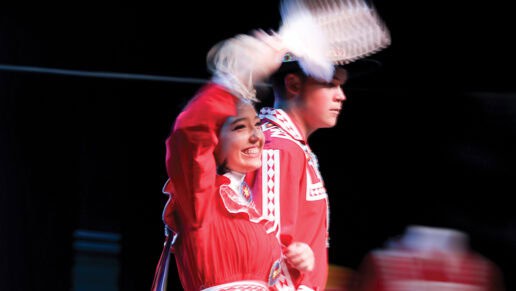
[232, 124, 245, 131]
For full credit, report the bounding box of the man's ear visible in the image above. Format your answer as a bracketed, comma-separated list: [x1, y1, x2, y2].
[284, 73, 302, 96]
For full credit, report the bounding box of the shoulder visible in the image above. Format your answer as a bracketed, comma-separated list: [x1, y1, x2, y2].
[264, 137, 305, 159]
[262, 124, 304, 154]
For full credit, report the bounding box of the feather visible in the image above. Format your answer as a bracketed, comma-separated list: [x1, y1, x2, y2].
[310, 0, 391, 64]
[278, 0, 335, 82]
[207, 32, 287, 103]
[278, 0, 391, 80]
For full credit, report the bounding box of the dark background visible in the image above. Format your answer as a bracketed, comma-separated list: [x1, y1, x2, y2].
[1, 1, 516, 290]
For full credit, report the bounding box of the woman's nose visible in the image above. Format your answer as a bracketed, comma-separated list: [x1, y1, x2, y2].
[249, 128, 262, 143]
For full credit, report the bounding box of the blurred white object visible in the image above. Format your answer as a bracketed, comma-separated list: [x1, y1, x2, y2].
[207, 32, 287, 102]
[400, 225, 469, 254]
[278, 0, 334, 82]
[278, 0, 391, 82]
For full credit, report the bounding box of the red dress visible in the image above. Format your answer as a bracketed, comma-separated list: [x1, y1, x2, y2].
[160, 83, 282, 290]
[247, 108, 330, 291]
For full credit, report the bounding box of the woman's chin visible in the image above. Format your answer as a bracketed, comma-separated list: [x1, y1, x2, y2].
[237, 161, 262, 173]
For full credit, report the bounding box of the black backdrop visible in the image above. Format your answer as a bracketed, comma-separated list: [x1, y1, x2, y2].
[2, 1, 516, 290]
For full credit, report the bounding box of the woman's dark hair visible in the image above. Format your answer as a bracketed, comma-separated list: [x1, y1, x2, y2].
[217, 161, 230, 175]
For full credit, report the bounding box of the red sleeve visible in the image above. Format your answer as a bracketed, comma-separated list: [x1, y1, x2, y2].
[251, 138, 316, 288]
[277, 144, 307, 246]
[276, 143, 326, 290]
[164, 84, 238, 230]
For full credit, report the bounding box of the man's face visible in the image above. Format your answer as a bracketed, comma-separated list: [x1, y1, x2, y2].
[299, 74, 347, 130]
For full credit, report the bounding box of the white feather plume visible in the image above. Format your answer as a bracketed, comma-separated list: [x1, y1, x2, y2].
[278, 0, 335, 82]
[207, 34, 283, 102]
[309, 0, 391, 64]
[278, 0, 391, 80]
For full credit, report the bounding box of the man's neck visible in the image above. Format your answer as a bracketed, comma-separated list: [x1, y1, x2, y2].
[278, 106, 313, 140]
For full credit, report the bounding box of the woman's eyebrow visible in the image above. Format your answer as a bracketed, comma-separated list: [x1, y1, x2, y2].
[229, 117, 246, 125]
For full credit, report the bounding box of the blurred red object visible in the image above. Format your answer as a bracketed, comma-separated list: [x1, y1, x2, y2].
[354, 225, 505, 291]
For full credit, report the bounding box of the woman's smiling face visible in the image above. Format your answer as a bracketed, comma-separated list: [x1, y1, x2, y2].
[215, 100, 264, 174]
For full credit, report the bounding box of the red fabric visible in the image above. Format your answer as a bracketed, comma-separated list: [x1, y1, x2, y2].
[163, 83, 282, 290]
[248, 108, 330, 290]
[356, 250, 505, 291]
[165, 83, 238, 230]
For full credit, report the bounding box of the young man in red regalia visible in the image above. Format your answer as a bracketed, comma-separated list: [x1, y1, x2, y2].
[247, 0, 391, 289]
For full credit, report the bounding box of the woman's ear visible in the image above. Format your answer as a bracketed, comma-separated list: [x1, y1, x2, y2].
[284, 73, 302, 96]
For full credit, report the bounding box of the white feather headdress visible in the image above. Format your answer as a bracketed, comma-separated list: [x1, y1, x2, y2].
[207, 35, 262, 102]
[207, 33, 285, 103]
[278, 0, 391, 82]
